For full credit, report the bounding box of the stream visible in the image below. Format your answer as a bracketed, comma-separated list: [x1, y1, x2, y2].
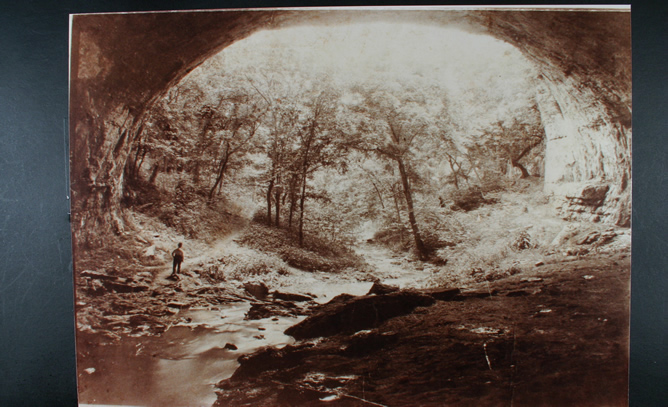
[78, 303, 303, 407]
[77, 242, 432, 407]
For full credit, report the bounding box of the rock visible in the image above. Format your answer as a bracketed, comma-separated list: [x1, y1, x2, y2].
[579, 185, 610, 207]
[244, 282, 269, 300]
[285, 291, 435, 340]
[535, 261, 545, 267]
[224, 343, 238, 350]
[423, 287, 461, 301]
[596, 229, 618, 246]
[128, 314, 155, 326]
[142, 245, 157, 258]
[273, 291, 313, 302]
[367, 282, 400, 295]
[550, 224, 580, 247]
[80, 270, 116, 280]
[228, 343, 316, 381]
[167, 302, 189, 309]
[104, 280, 150, 293]
[521, 277, 544, 283]
[84, 278, 107, 295]
[506, 290, 530, 297]
[276, 385, 331, 405]
[245, 303, 300, 320]
[577, 231, 601, 245]
[454, 290, 493, 299]
[345, 330, 399, 356]
[566, 247, 589, 256]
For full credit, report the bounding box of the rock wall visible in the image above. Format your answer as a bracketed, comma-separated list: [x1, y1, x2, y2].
[472, 11, 631, 226]
[69, 10, 281, 244]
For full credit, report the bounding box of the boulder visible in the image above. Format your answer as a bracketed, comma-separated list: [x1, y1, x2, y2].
[367, 282, 400, 295]
[227, 343, 316, 381]
[285, 291, 435, 340]
[578, 185, 610, 207]
[244, 282, 269, 300]
[245, 301, 302, 320]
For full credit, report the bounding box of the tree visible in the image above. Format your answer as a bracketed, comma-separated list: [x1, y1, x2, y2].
[345, 83, 439, 260]
[205, 93, 267, 200]
[293, 88, 343, 246]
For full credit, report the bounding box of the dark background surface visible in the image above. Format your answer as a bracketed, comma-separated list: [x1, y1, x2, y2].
[0, 1, 664, 405]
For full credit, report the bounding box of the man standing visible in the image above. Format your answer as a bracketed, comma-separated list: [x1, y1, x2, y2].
[171, 242, 184, 278]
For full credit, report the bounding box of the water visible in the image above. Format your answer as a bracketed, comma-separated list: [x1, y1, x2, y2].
[78, 303, 302, 407]
[76, 243, 421, 407]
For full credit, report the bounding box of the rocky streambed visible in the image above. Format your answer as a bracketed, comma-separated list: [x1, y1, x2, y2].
[74, 238, 629, 407]
[213, 253, 630, 407]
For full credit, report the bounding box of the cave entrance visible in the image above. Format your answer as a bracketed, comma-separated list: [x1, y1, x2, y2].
[69, 8, 631, 248]
[124, 18, 547, 256]
[69, 10, 632, 406]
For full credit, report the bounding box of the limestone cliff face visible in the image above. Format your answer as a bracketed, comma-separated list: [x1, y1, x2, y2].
[69, 9, 632, 245]
[471, 10, 631, 226]
[69, 11, 280, 243]
[535, 73, 631, 226]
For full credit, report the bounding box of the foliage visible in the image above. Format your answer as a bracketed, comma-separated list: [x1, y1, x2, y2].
[126, 175, 247, 242]
[237, 223, 367, 273]
[119, 37, 548, 275]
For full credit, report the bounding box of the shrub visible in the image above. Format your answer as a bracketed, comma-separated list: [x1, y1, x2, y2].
[449, 187, 494, 212]
[237, 223, 367, 273]
[510, 230, 537, 250]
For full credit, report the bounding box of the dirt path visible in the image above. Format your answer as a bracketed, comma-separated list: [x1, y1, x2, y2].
[354, 242, 436, 289]
[155, 231, 244, 283]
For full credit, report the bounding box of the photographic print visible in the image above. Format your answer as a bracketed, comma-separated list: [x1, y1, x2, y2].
[69, 6, 632, 406]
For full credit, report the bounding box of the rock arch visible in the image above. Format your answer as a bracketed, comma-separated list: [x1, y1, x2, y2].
[69, 8, 631, 244]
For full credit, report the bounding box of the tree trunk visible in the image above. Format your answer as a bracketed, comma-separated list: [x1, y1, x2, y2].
[511, 137, 542, 179]
[366, 173, 385, 209]
[134, 149, 148, 180]
[274, 188, 281, 227]
[148, 162, 161, 184]
[266, 178, 274, 226]
[298, 172, 307, 247]
[288, 175, 298, 229]
[445, 156, 460, 190]
[209, 141, 230, 200]
[396, 158, 427, 260]
[391, 185, 404, 244]
[511, 159, 531, 178]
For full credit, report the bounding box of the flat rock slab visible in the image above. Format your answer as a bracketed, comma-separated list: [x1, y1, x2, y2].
[285, 291, 435, 340]
[273, 291, 313, 302]
[367, 281, 400, 295]
[422, 287, 461, 301]
[103, 280, 149, 293]
[167, 302, 190, 309]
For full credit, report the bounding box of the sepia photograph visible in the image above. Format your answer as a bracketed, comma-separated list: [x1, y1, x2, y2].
[69, 6, 632, 406]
